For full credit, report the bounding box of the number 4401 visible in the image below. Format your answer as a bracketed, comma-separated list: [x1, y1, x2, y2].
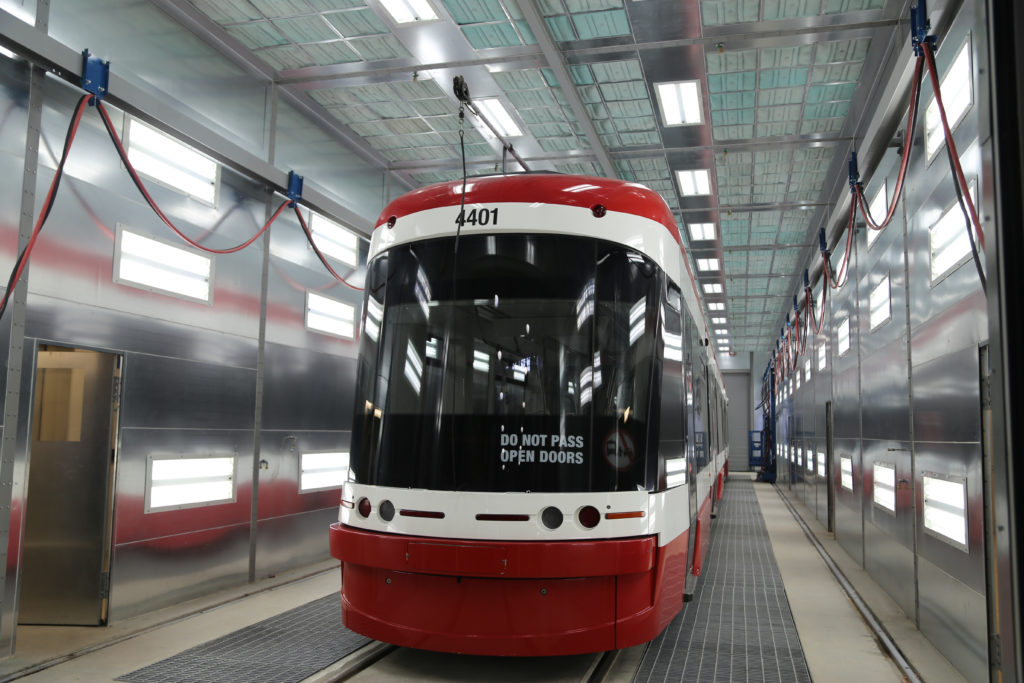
[455, 208, 499, 226]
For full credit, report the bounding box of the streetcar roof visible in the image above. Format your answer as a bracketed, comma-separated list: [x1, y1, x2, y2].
[375, 174, 681, 246]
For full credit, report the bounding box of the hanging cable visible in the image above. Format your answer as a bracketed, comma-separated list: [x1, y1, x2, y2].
[943, 142, 987, 293]
[807, 282, 827, 336]
[922, 41, 985, 251]
[293, 206, 363, 291]
[0, 94, 91, 320]
[95, 101, 286, 255]
[857, 55, 925, 231]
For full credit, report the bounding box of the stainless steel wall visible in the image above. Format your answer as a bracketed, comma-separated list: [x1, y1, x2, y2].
[773, 5, 990, 680]
[0, 2, 382, 646]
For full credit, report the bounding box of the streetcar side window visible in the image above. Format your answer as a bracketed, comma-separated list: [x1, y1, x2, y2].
[659, 283, 686, 490]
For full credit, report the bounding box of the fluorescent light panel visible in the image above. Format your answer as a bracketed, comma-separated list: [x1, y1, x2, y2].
[697, 258, 720, 271]
[307, 291, 355, 338]
[840, 456, 853, 491]
[310, 213, 359, 267]
[867, 183, 887, 247]
[127, 119, 217, 204]
[688, 223, 716, 241]
[148, 456, 234, 510]
[300, 451, 350, 492]
[925, 39, 973, 160]
[379, 0, 438, 23]
[873, 462, 896, 512]
[711, 316, 727, 324]
[676, 169, 711, 196]
[869, 274, 891, 330]
[923, 474, 968, 547]
[930, 183, 977, 281]
[818, 341, 827, 370]
[703, 283, 722, 294]
[837, 316, 851, 355]
[655, 80, 702, 126]
[817, 452, 826, 478]
[475, 98, 522, 137]
[708, 302, 725, 311]
[116, 227, 212, 303]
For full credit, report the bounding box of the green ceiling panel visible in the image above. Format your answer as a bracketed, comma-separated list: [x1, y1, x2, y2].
[708, 72, 756, 93]
[323, 104, 374, 124]
[613, 115, 656, 132]
[599, 82, 649, 101]
[720, 189, 751, 204]
[788, 188, 819, 201]
[227, 23, 287, 49]
[807, 82, 857, 103]
[349, 120, 391, 137]
[275, 15, 338, 42]
[750, 228, 778, 245]
[538, 0, 562, 14]
[462, 23, 523, 48]
[541, 68, 558, 86]
[722, 223, 749, 246]
[507, 90, 557, 108]
[520, 107, 562, 124]
[546, 15, 575, 41]
[412, 100, 448, 118]
[538, 137, 582, 151]
[701, 0, 759, 26]
[308, 0, 368, 8]
[600, 133, 621, 148]
[710, 92, 756, 110]
[757, 104, 802, 122]
[443, 0, 507, 24]
[428, 115, 461, 132]
[574, 10, 631, 39]
[569, 64, 594, 85]
[754, 122, 799, 136]
[816, 38, 870, 64]
[585, 103, 610, 119]
[366, 99, 418, 118]
[759, 45, 813, 68]
[607, 100, 653, 118]
[768, 279, 792, 295]
[529, 122, 573, 137]
[260, 44, 314, 69]
[758, 87, 805, 107]
[763, 0, 818, 20]
[778, 230, 807, 243]
[804, 101, 850, 119]
[325, 9, 388, 36]
[566, 0, 623, 11]
[713, 124, 754, 140]
[555, 160, 604, 175]
[747, 278, 770, 294]
[800, 118, 846, 134]
[711, 109, 754, 126]
[591, 60, 643, 83]
[302, 41, 361, 64]
[727, 279, 747, 296]
[824, 0, 884, 11]
[493, 69, 548, 91]
[190, 0, 263, 23]
[250, 0, 312, 18]
[619, 131, 660, 146]
[706, 50, 756, 74]
[810, 63, 863, 84]
[384, 118, 433, 135]
[392, 79, 446, 99]
[577, 85, 603, 104]
[759, 68, 809, 89]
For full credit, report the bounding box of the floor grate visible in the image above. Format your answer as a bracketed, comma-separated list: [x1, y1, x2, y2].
[117, 593, 369, 683]
[633, 478, 811, 683]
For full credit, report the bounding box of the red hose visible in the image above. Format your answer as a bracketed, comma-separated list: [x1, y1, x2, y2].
[923, 42, 985, 251]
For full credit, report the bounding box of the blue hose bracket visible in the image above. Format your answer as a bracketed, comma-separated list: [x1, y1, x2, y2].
[287, 170, 304, 208]
[81, 49, 110, 104]
[910, 1, 936, 56]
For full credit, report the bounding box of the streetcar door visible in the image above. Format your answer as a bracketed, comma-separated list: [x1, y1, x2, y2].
[19, 346, 120, 625]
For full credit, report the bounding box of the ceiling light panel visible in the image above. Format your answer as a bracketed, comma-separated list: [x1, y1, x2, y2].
[379, 0, 439, 22]
[677, 169, 712, 196]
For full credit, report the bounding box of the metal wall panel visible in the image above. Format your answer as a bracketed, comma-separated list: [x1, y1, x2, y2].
[261, 343, 356, 432]
[722, 372, 750, 472]
[119, 353, 256, 431]
[833, 435, 863, 565]
[255, 508, 339, 579]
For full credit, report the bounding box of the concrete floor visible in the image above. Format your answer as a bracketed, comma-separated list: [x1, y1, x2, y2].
[0, 476, 967, 683]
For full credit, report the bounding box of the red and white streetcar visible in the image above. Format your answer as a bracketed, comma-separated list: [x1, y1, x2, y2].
[329, 173, 729, 656]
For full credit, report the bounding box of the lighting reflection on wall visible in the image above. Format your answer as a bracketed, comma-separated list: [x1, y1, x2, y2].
[146, 455, 235, 512]
[300, 451, 350, 492]
[840, 456, 854, 491]
[309, 212, 359, 267]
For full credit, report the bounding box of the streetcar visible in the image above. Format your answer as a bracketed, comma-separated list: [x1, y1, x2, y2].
[329, 173, 729, 656]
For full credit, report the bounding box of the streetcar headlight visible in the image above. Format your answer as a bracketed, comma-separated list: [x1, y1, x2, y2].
[541, 506, 563, 529]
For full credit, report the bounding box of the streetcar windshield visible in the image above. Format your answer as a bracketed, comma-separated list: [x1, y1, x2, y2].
[350, 234, 661, 493]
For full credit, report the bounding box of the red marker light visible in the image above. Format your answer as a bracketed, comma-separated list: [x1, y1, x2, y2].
[357, 497, 371, 518]
[578, 505, 600, 529]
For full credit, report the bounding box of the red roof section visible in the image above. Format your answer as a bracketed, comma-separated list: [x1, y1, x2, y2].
[375, 173, 682, 246]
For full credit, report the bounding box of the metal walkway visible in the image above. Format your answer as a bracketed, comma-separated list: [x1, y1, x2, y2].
[116, 594, 368, 683]
[634, 478, 812, 683]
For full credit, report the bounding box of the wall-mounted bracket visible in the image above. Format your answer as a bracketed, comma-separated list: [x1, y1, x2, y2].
[287, 170, 303, 208]
[910, 1, 937, 57]
[848, 151, 860, 194]
[80, 49, 109, 105]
